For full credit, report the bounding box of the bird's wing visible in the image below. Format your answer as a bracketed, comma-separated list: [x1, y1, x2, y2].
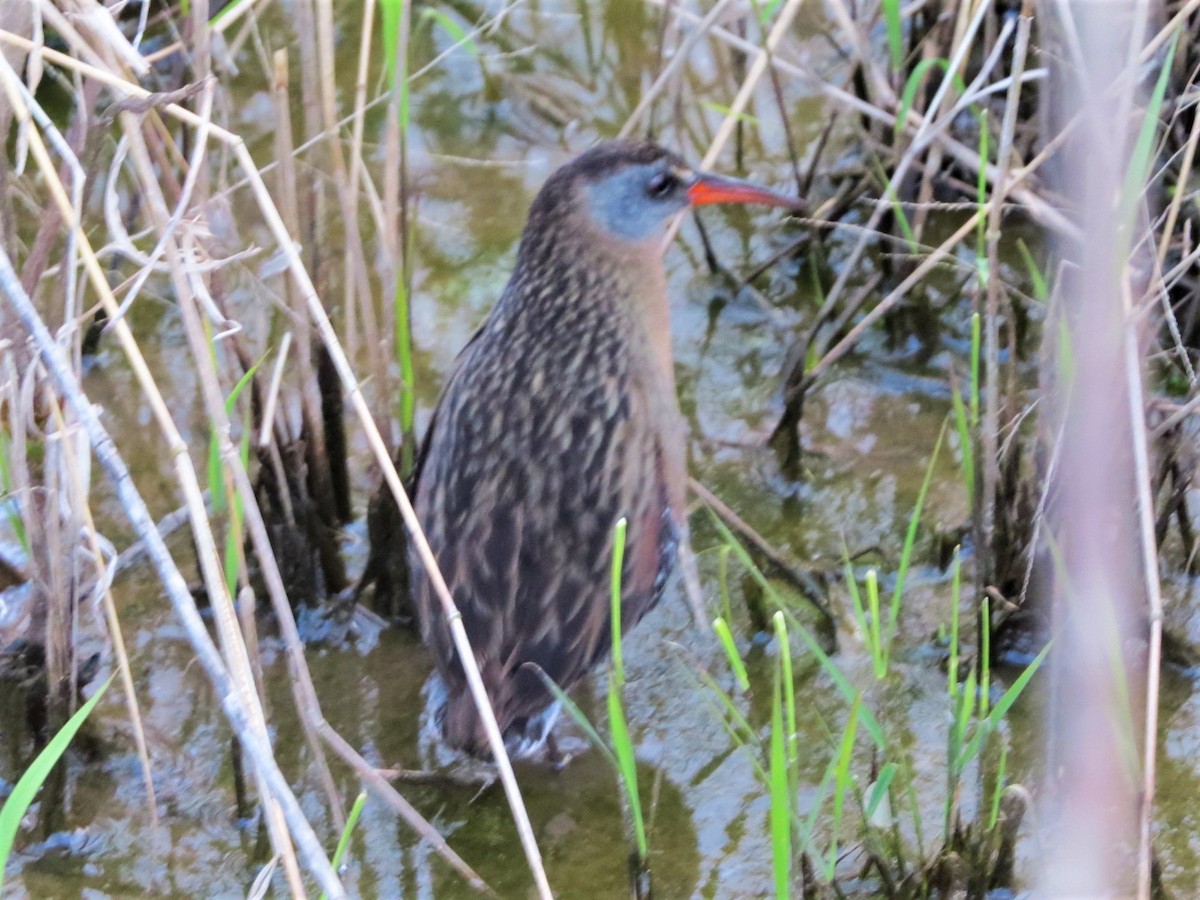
[411, 333, 677, 725]
[407, 320, 488, 502]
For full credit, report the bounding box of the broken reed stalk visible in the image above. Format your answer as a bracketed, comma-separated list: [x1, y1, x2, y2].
[345, 0, 380, 362]
[0, 247, 344, 899]
[978, 6, 1032, 638]
[0, 29, 549, 898]
[44, 395, 158, 827]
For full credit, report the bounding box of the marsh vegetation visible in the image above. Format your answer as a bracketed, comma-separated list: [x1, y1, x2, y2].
[0, 0, 1198, 896]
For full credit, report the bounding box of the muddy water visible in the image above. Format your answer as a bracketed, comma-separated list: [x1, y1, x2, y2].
[7, 1, 1195, 897]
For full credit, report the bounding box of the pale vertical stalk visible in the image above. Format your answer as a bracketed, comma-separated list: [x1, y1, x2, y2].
[344, 0, 379, 362]
[1039, 3, 1151, 893]
[1128, 280, 1164, 900]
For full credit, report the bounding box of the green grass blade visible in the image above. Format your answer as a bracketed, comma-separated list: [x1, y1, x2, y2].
[843, 551, 871, 649]
[206, 357, 262, 516]
[331, 792, 367, 870]
[710, 512, 888, 750]
[963, 642, 1049, 763]
[1016, 239, 1048, 303]
[950, 386, 974, 507]
[419, 8, 479, 55]
[380, 0, 402, 93]
[610, 517, 628, 687]
[979, 596, 991, 719]
[969, 311, 981, 427]
[210, 0, 256, 28]
[827, 697, 861, 879]
[772, 612, 797, 771]
[769, 664, 791, 898]
[948, 548, 962, 701]
[713, 617, 751, 692]
[608, 679, 646, 860]
[865, 568, 884, 676]
[987, 744, 1008, 831]
[320, 792, 368, 900]
[0, 675, 113, 892]
[865, 761, 897, 822]
[717, 544, 734, 623]
[895, 59, 966, 135]
[0, 426, 30, 555]
[881, 0, 903, 70]
[531, 666, 620, 772]
[701, 101, 761, 126]
[1118, 28, 1179, 247]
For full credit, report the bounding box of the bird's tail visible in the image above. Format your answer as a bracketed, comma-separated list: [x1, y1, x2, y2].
[440, 676, 560, 761]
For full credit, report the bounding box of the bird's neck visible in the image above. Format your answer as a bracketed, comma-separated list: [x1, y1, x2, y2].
[503, 217, 675, 380]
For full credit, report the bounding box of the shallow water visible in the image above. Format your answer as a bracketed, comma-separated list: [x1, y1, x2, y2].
[5, 1, 1198, 897]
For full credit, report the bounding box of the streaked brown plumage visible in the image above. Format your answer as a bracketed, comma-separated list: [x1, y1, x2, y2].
[407, 140, 798, 758]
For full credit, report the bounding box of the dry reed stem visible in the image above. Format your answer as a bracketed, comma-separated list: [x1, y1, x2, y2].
[116, 105, 307, 900]
[979, 6, 1031, 623]
[46, 396, 159, 827]
[259, 330, 292, 448]
[0, 25, 550, 896]
[345, 0, 378, 362]
[824, 0, 896, 106]
[1157, 78, 1200, 270]
[141, 0, 273, 64]
[0, 248, 345, 898]
[176, 141, 355, 863]
[809, 0, 994, 337]
[803, 208, 984, 386]
[313, 0, 378, 437]
[688, 477, 832, 624]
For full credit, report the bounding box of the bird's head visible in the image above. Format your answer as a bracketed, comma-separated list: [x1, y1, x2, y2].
[527, 139, 801, 247]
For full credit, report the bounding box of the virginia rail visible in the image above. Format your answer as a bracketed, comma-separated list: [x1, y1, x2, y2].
[407, 140, 798, 758]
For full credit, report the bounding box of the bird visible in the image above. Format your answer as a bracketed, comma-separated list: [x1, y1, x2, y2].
[406, 139, 799, 760]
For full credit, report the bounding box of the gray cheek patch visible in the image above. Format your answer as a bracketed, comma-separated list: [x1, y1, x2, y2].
[585, 168, 683, 242]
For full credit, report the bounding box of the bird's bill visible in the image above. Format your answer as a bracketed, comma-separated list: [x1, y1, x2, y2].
[686, 172, 801, 210]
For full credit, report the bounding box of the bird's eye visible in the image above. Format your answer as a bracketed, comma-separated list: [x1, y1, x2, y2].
[646, 171, 677, 198]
